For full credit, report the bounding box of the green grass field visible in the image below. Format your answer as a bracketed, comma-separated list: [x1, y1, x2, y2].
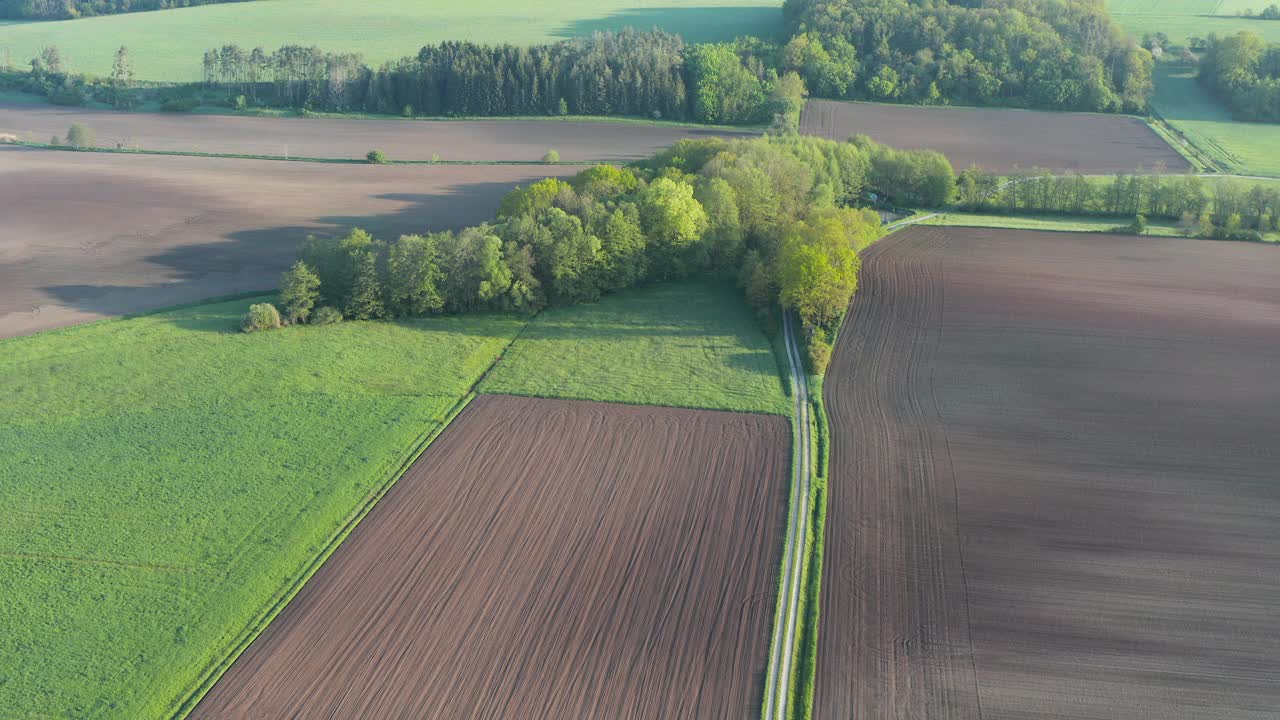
[919, 211, 1278, 241]
[481, 277, 791, 416]
[920, 212, 1185, 235]
[1109, 0, 1280, 178]
[0, 0, 783, 82]
[1111, 0, 1280, 44]
[0, 298, 525, 717]
[1151, 63, 1280, 177]
[0, 277, 788, 716]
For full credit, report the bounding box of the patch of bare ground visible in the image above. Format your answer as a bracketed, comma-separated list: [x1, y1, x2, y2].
[0, 146, 578, 338]
[0, 102, 753, 162]
[191, 395, 789, 719]
[801, 100, 1190, 174]
[818, 226, 1280, 719]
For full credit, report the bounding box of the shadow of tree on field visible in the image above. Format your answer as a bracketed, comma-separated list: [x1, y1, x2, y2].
[38, 181, 544, 334]
[553, 7, 784, 44]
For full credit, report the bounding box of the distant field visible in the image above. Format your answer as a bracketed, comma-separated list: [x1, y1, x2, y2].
[0, 0, 784, 82]
[1152, 63, 1280, 177]
[1111, 0, 1280, 43]
[0, 298, 526, 718]
[800, 99, 1188, 174]
[481, 277, 791, 416]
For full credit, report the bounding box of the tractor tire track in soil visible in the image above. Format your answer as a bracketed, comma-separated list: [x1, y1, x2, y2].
[817, 226, 1280, 719]
[191, 394, 789, 719]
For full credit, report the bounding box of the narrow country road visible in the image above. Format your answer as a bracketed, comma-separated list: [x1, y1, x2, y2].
[762, 312, 815, 720]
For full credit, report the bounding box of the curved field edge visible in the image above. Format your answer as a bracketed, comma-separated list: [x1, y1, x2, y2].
[172, 391, 478, 718]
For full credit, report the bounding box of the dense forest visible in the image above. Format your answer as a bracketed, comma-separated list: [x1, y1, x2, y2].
[249, 134, 956, 370]
[778, 0, 1153, 112]
[1199, 31, 1280, 123]
[957, 169, 1280, 240]
[198, 31, 806, 125]
[0, 0, 247, 19]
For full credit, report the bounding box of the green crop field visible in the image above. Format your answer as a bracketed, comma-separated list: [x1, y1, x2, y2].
[481, 277, 791, 416]
[1152, 63, 1280, 177]
[0, 276, 788, 717]
[0, 298, 525, 717]
[0, 0, 784, 82]
[1111, 0, 1280, 44]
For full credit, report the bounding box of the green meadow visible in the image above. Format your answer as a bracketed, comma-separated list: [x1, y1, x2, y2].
[0, 0, 783, 82]
[481, 277, 791, 416]
[0, 275, 787, 717]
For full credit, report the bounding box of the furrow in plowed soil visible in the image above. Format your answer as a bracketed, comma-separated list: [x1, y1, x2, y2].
[818, 226, 1280, 719]
[800, 100, 1189, 174]
[191, 395, 789, 719]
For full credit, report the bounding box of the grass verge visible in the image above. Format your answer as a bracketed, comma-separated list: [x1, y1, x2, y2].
[920, 211, 1278, 242]
[479, 276, 792, 416]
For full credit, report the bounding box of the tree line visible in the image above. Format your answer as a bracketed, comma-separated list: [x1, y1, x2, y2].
[778, 0, 1154, 113]
[0, 0, 247, 19]
[1199, 31, 1280, 123]
[201, 31, 806, 126]
[247, 133, 957, 371]
[957, 169, 1280, 241]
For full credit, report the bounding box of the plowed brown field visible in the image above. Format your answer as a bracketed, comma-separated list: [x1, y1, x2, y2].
[191, 394, 789, 719]
[801, 100, 1189, 174]
[0, 102, 752, 162]
[818, 226, 1280, 719]
[0, 146, 578, 338]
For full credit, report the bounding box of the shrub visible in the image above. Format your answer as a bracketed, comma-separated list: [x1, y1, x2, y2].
[807, 336, 832, 374]
[311, 306, 343, 325]
[233, 95, 247, 111]
[66, 123, 95, 149]
[161, 97, 200, 112]
[542, 149, 560, 164]
[241, 303, 282, 333]
[50, 135, 61, 146]
[367, 149, 388, 164]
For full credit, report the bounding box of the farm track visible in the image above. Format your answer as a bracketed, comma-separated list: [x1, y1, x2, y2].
[817, 226, 1280, 719]
[191, 394, 789, 719]
[761, 312, 814, 720]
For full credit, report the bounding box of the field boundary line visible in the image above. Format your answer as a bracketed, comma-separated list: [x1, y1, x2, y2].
[2, 141, 602, 165]
[170, 389, 480, 718]
[171, 320, 531, 718]
[762, 311, 814, 720]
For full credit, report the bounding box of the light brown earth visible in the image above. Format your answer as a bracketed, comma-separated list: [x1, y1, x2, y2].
[802, 100, 1190, 174]
[818, 226, 1280, 719]
[0, 102, 753, 162]
[0, 145, 578, 338]
[190, 394, 788, 719]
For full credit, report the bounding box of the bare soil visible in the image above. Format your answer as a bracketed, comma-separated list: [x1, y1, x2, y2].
[191, 394, 790, 720]
[818, 226, 1280, 719]
[0, 102, 753, 162]
[0, 146, 578, 338]
[801, 100, 1190, 174]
